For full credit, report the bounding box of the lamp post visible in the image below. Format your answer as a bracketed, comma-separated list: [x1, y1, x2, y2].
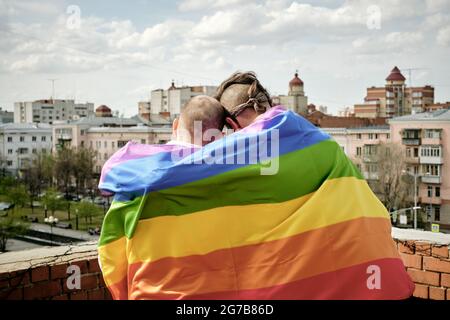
[402, 170, 420, 229]
[44, 215, 58, 246]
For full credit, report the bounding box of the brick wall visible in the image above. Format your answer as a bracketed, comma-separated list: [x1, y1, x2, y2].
[0, 242, 111, 300]
[395, 239, 450, 300]
[0, 229, 449, 300]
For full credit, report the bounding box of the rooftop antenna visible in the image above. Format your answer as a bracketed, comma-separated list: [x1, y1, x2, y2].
[48, 78, 58, 102]
[401, 68, 428, 88]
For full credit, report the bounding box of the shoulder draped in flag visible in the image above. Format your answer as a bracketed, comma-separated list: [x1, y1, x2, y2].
[97, 106, 414, 300]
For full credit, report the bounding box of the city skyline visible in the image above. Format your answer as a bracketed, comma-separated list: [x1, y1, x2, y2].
[0, 0, 450, 117]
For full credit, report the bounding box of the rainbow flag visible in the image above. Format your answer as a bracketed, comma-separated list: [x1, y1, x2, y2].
[98, 106, 414, 300]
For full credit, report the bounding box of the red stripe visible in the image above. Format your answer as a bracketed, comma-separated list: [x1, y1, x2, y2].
[187, 258, 414, 300]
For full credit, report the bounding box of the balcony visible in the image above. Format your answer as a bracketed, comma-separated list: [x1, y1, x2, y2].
[421, 175, 441, 184]
[420, 197, 442, 205]
[57, 134, 72, 141]
[420, 156, 444, 165]
[405, 157, 420, 164]
[402, 138, 421, 145]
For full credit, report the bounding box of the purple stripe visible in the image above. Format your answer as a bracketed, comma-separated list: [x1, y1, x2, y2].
[100, 142, 198, 183]
[240, 106, 287, 133]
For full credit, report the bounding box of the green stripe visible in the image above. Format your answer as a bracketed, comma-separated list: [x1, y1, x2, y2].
[99, 139, 363, 246]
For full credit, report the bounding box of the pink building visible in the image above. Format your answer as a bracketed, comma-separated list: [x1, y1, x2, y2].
[389, 110, 450, 228]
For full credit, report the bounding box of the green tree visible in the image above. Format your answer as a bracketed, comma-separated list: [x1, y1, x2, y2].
[6, 185, 29, 213]
[75, 201, 102, 225]
[73, 147, 96, 197]
[41, 188, 63, 217]
[0, 216, 29, 252]
[54, 146, 75, 197]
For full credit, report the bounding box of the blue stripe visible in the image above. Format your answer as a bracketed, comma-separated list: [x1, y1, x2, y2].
[99, 110, 330, 200]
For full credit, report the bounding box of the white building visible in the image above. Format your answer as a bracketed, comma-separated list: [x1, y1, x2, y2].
[14, 99, 95, 124]
[150, 82, 217, 117]
[0, 123, 53, 175]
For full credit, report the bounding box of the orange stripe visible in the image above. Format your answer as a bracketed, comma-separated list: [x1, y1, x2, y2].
[126, 217, 398, 299]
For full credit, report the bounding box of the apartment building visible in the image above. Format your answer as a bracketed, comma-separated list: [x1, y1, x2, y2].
[389, 109, 450, 228]
[354, 67, 434, 118]
[0, 123, 53, 175]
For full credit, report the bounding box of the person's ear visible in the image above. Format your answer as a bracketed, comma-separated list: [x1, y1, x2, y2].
[172, 118, 179, 138]
[225, 117, 241, 131]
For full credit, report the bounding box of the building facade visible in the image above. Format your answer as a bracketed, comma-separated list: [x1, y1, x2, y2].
[52, 110, 172, 174]
[0, 108, 14, 124]
[14, 99, 95, 124]
[354, 67, 434, 118]
[150, 82, 217, 117]
[389, 110, 450, 228]
[0, 123, 53, 175]
[272, 72, 308, 115]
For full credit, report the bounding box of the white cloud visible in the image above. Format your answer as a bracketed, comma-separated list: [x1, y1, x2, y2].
[437, 25, 450, 46]
[178, 0, 249, 12]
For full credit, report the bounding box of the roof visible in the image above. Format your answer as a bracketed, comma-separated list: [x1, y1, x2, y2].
[0, 123, 52, 131]
[386, 66, 406, 82]
[289, 72, 304, 87]
[389, 109, 450, 122]
[96, 105, 111, 112]
[65, 116, 140, 127]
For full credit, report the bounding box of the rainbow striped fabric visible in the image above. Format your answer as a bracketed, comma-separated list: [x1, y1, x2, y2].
[98, 106, 414, 300]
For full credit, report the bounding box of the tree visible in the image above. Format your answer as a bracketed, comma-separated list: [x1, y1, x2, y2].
[5, 185, 29, 213]
[0, 216, 29, 252]
[54, 146, 75, 197]
[41, 188, 64, 217]
[367, 142, 409, 212]
[73, 147, 96, 197]
[74, 201, 102, 225]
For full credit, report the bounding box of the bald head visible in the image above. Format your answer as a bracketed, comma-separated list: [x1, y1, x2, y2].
[176, 95, 225, 146]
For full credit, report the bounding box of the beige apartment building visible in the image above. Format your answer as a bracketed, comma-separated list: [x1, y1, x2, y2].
[354, 67, 434, 118]
[52, 105, 172, 174]
[389, 110, 450, 229]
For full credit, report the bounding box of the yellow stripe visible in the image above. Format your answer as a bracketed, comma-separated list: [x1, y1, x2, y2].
[100, 176, 389, 286]
[98, 237, 127, 289]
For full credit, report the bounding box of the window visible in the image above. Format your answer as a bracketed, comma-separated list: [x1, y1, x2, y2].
[435, 187, 440, 197]
[427, 186, 433, 198]
[104, 141, 107, 148]
[81, 141, 84, 148]
[423, 164, 440, 176]
[41, 136, 46, 142]
[7, 161, 12, 166]
[357, 134, 362, 140]
[7, 137, 12, 142]
[406, 148, 411, 157]
[424, 129, 441, 139]
[20, 136, 25, 142]
[414, 148, 418, 158]
[32, 136, 37, 142]
[104, 153, 108, 160]
[387, 133, 390, 139]
[32, 148, 37, 154]
[7, 149, 12, 154]
[435, 206, 440, 222]
[42, 149, 47, 154]
[141, 139, 146, 144]
[368, 133, 374, 139]
[118, 140, 128, 148]
[356, 147, 362, 156]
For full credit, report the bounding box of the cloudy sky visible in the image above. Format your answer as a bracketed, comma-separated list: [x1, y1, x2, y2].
[0, 0, 449, 116]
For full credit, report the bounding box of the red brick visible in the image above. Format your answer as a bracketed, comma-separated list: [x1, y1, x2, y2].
[0, 272, 9, 280]
[81, 274, 98, 290]
[31, 266, 49, 283]
[24, 280, 61, 300]
[432, 245, 449, 259]
[88, 288, 104, 300]
[398, 241, 415, 254]
[9, 270, 30, 287]
[69, 260, 88, 274]
[400, 253, 422, 269]
[98, 275, 106, 288]
[407, 268, 440, 286]
[415, 242, 432, 256]
[70, 291, 88, 300]
[88, 258, 100, 273]
[52, 294, 69, 300]
[429, 286, 446, 300]
[51, 264, 69, 280]
[4, 288, 23, 300]
[423, 256, 450, 273]
[447, 289, 450, 300]
[441, 273, 450, 288]
[0, 279, 9, 290]
[413, 284, 429, 299]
